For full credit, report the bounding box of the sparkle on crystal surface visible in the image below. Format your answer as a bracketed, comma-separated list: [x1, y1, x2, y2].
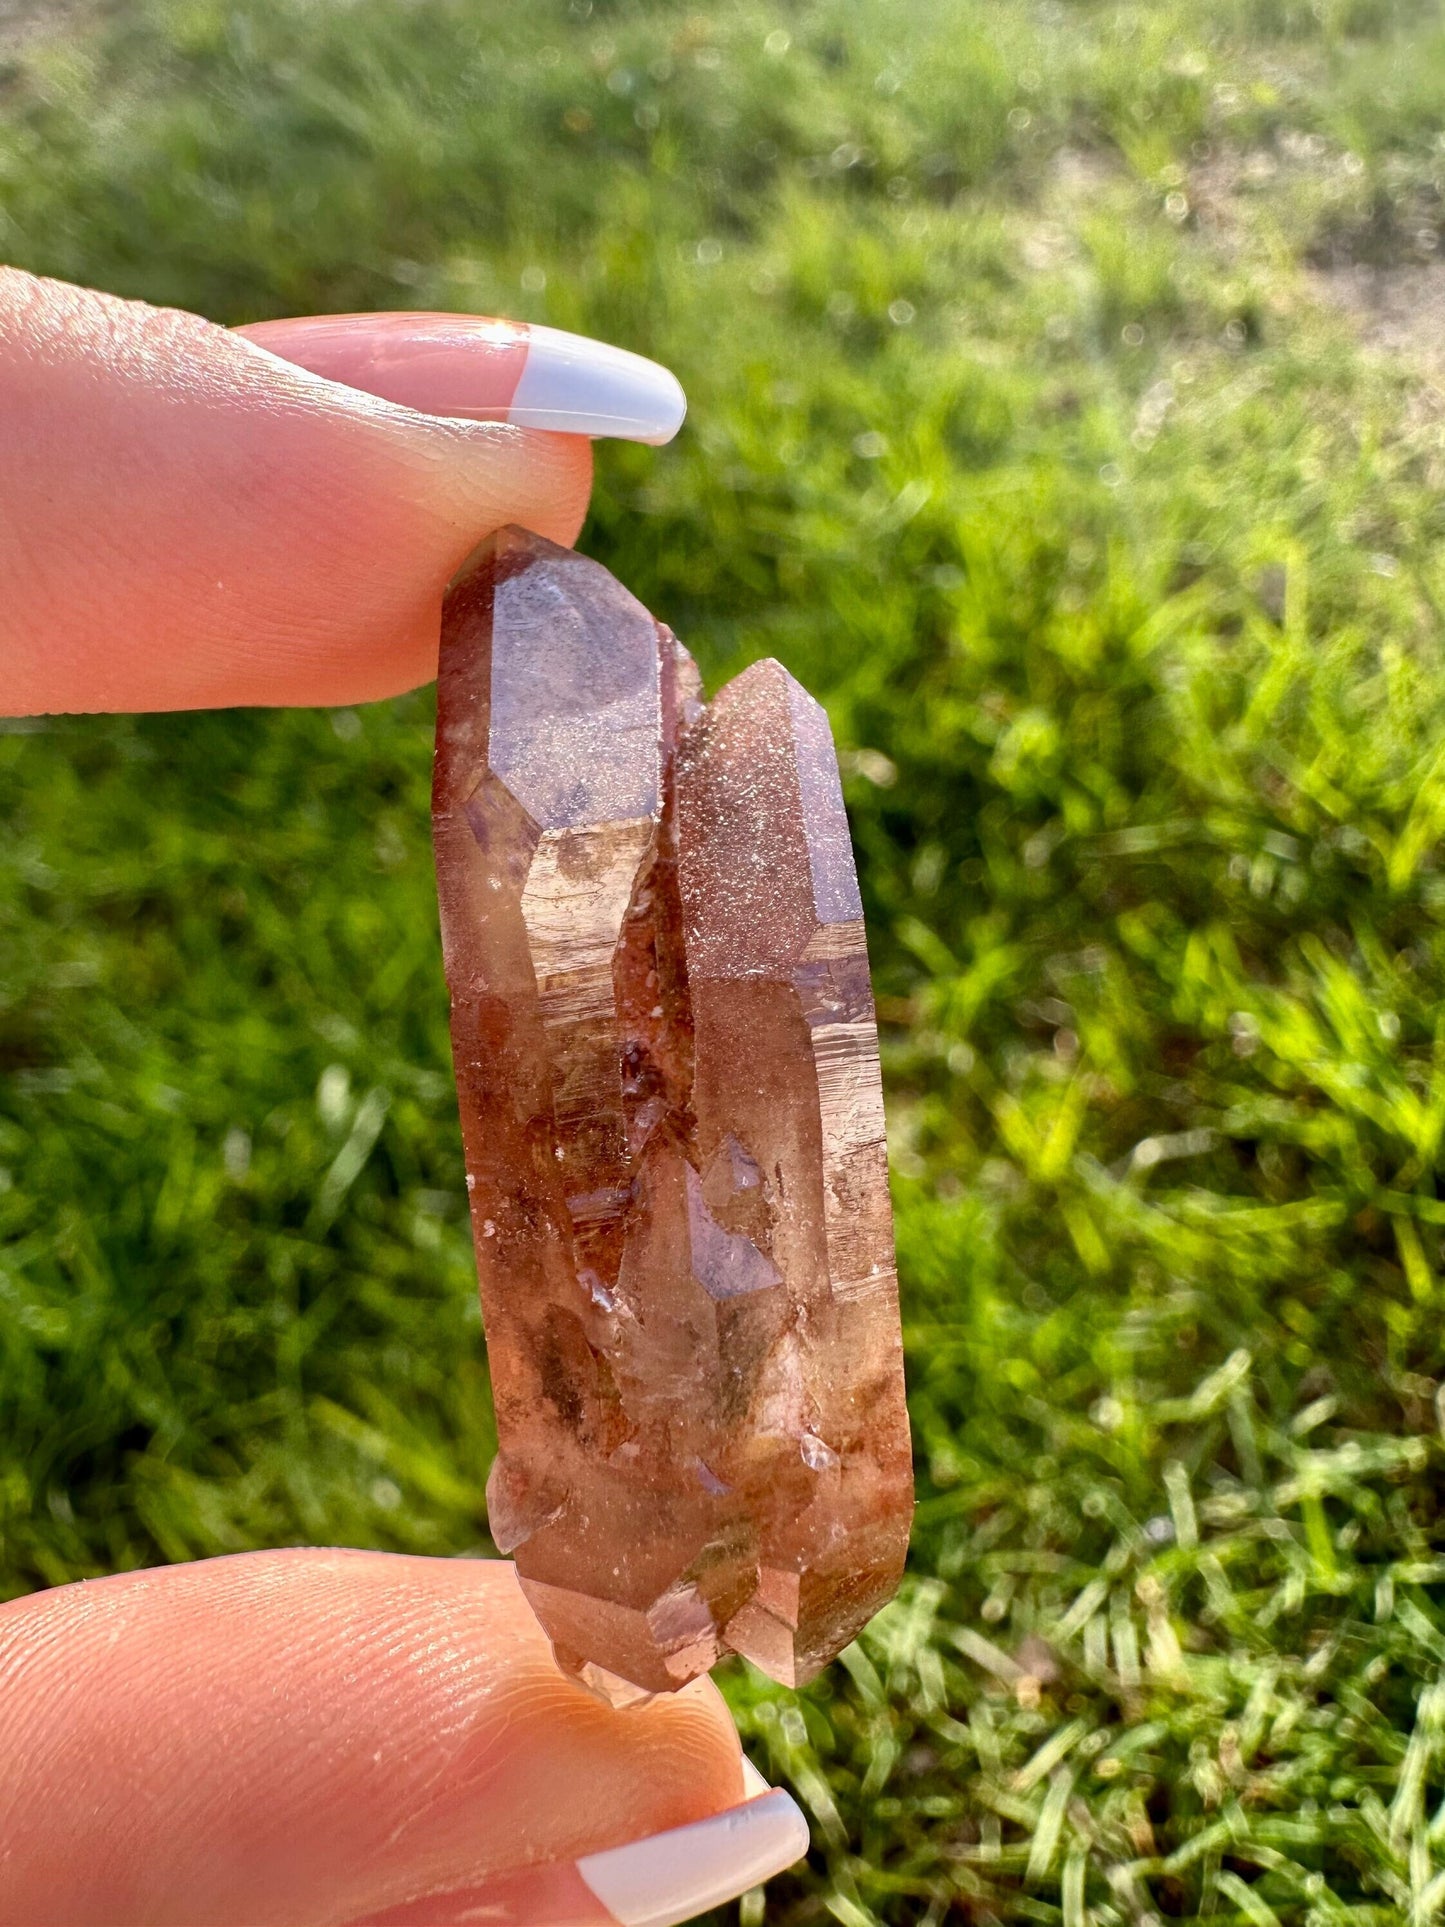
[433, 527, 913, 1695]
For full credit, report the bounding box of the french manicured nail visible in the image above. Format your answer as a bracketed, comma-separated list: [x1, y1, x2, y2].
[338, 1767, 808, 1927]
[577, 1775, 810, 1927]
[236, 312, 687, 445]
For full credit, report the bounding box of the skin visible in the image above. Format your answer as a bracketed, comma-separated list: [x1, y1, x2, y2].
[0, 268, 593, 711]
[0, 269, 742, 1925]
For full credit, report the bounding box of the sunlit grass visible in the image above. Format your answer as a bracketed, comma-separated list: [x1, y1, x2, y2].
[5, 0, 1445, 1917]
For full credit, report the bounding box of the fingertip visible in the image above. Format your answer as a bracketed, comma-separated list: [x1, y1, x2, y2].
[0, 1551, 748, 1927]
[477, 1613, 746, 1857]
[0, 273, 599, 713]
[312, 423, 593, 705]
[568, 1667, 747, 1827]
[474, 423, 593, 550]
[341, 1779, 808, 1927]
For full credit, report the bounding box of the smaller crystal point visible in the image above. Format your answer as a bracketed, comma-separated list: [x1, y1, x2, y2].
[434, 529, 912, 1694]
[674, 658, 912, 1685]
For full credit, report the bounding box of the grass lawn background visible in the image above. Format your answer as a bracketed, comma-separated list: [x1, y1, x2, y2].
[6, 0, 1445, 1918]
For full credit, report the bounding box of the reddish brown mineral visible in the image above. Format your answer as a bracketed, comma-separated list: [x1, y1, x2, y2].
[433, 526, 912, 1696]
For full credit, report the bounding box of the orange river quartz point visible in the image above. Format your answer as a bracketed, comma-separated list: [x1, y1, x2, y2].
[432, 527, 913, 1699]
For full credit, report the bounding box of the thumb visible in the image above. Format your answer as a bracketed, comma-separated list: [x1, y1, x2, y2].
[0, 1550, 807, 1927]
[0, 269, 607, 713]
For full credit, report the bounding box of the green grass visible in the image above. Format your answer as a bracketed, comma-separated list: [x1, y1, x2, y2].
[6, 0, 1445, 1918]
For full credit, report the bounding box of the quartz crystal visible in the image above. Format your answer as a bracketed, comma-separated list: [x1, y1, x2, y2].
[433, 527, 912, 1695]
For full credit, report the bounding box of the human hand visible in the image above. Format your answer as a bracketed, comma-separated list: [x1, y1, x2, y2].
[0, 269, 808, 1925]
[0, 268, 685, 712]
[0, 1551, 807, 1926]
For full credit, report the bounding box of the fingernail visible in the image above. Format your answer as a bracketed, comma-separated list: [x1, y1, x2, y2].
[337, 1769, 808, 1927]
[577, 1776, 809, 1927]
[507, 323, 686, 444]
[235, 312, 687, 445]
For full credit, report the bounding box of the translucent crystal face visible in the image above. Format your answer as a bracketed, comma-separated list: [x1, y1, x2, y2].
[433, 526, 913, 1696]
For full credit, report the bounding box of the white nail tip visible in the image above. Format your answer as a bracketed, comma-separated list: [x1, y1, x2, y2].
[577, 1786, 810, 1927]
[508, 323, 687, 445]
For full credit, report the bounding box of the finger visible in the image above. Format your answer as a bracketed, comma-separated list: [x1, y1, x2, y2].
[2, 271, 622, 712]
[343, 1765, 805, 1927]
[238, 313, 686, 444]
[0, 1549, 806, 1927]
